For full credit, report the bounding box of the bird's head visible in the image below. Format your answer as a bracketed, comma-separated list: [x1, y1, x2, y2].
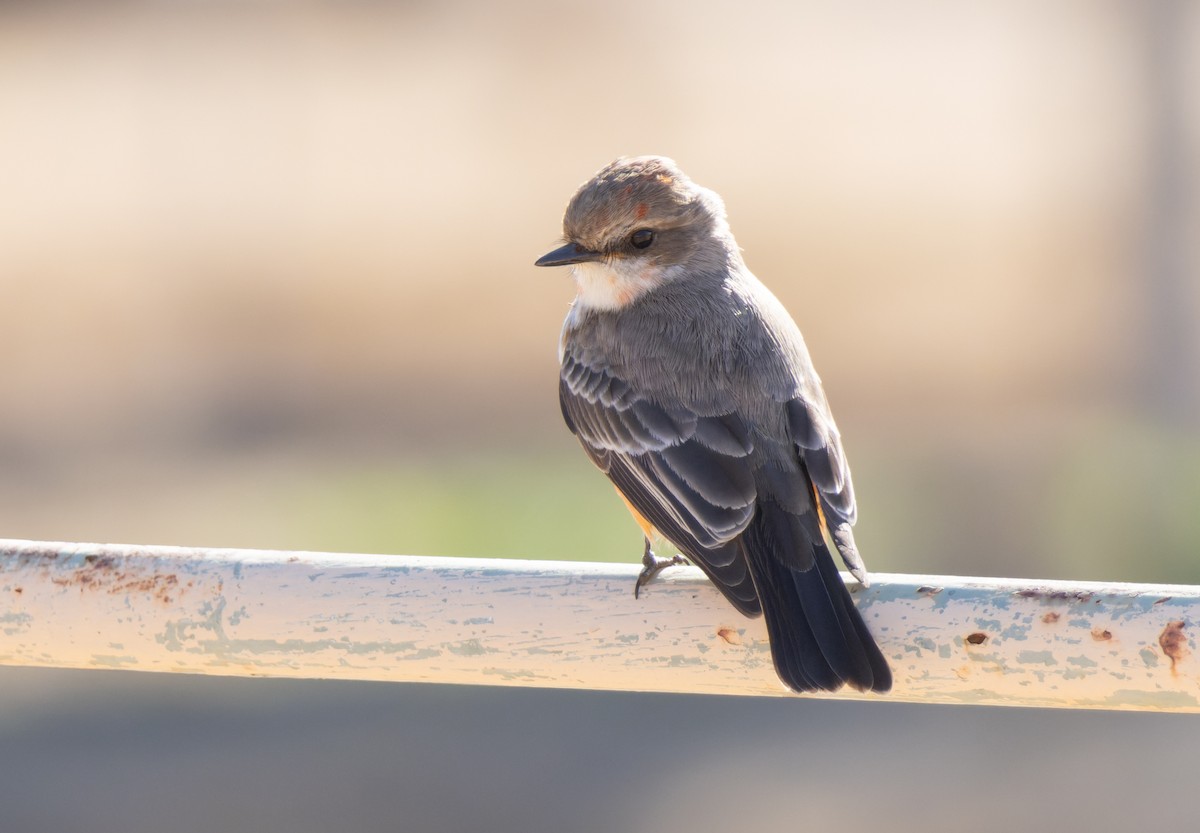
[535, 156, 732, 311]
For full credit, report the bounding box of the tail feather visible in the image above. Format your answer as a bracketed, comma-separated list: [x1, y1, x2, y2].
[741, 500, 891, 693]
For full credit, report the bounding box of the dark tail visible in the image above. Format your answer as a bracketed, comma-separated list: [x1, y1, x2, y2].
[740, 499, 892, 693]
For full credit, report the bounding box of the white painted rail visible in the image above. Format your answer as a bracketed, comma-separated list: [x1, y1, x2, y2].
[0, 539, 1196, 711]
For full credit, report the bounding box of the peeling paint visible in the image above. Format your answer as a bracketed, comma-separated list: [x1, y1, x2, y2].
[0, 612, 32, 636]
[448, 639, 490, 656]
[1016, 650, 1056, 666]
[914, 636, 937, 653]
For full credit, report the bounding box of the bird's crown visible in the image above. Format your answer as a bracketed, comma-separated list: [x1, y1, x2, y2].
[562, 156, 725, 255]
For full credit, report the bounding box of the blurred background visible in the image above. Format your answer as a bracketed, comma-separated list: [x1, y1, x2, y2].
[1, 0, 1198, 830]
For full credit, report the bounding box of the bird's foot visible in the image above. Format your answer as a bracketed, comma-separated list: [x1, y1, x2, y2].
[634, 540, 688, 599]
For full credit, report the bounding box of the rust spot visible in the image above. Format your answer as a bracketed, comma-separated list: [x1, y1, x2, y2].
[1041, 612, 1060, 624]
[1091, 628, 1113, 641]
[716, 627, 741, 646]
[634, 202, 648, 220]
[25, 551, 188, 607]
[916, 585, 943, 596]
[12, 587, 21, 594]
[1159, 621, 1190, 672]
[1154, 597, 1172, 605]
[965, 632, 988, 645]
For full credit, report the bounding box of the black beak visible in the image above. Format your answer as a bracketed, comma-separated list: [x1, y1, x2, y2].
[534, 241, 603, 267]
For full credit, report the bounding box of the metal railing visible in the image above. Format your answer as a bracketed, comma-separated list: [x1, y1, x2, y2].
[1, 539, 1195, 711]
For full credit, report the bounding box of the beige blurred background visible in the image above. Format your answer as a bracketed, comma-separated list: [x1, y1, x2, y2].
[1, 2, 1199, 831]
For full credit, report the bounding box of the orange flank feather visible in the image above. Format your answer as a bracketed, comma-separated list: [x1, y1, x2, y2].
[615, 487, 657, 540]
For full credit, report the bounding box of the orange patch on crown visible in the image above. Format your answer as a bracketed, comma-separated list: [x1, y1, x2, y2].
[634, 202, 648, 220]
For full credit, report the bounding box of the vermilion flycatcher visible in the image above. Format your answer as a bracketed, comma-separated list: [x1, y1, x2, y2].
[536, 156, 891, 693]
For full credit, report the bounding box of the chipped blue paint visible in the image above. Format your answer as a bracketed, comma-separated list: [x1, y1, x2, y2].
[157, 621, 186, 651]
[999, 622, 1032, 640]
[0, 612, 31, 636]
[1106, 688, 1200, 709]
[404, 648, 442, 661]
[1017, 650, 1057, 666]
[447, 639, 490, 656]
[196, 636, 438, 658]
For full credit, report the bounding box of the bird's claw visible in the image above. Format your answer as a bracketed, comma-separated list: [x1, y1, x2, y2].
[634, 542, 688, 599]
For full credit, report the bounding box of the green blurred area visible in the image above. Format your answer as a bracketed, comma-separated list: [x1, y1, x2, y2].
[230, 427, 1200, 583]
[12, 425, 1197, 585]
[282, 452, 639, 562]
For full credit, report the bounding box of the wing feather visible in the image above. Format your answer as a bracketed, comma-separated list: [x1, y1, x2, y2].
[784, 396, 866, 581]
[560, 359, 760, 614]
[785, 396, 856, 525]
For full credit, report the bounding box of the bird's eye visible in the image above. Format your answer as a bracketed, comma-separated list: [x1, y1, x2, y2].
[630, 229, 655, 249]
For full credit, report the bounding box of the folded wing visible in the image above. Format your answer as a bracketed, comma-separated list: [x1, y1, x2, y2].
[559, 351, 761, 615]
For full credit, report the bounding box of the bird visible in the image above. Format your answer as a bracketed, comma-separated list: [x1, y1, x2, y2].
[535, 156, 891, 694]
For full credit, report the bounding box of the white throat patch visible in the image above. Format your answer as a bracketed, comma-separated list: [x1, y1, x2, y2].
[570, 259, 674, 312]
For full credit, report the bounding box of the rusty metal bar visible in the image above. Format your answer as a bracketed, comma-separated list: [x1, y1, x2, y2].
[0, 539, 1196, 711]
